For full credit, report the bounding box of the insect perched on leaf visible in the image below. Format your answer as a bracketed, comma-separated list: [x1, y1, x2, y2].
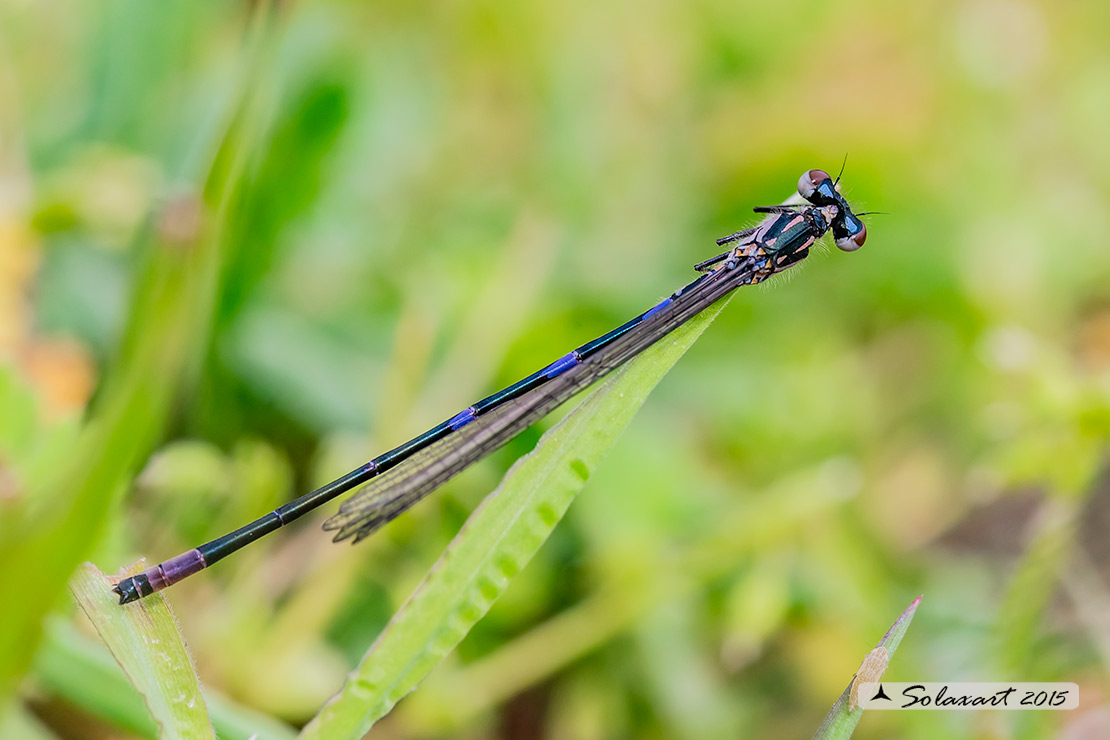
[113, 168, 868, 604]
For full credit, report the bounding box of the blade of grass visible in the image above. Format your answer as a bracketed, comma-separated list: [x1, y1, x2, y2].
[811, 595, 922, 740]
[398, 464, 855, 734]
[0, 218, 215, 702]
[70, 562, 216, 740]
[300, 295, 733, 740]
[0, 3, 284, 707]
[35, 617, 298, 740]
[997, 497, 1079, 674]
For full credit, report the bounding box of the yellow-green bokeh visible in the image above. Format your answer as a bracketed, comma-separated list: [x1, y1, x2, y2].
[2, 0, 1109, 738]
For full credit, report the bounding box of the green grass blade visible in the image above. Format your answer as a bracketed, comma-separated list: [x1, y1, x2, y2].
[811, 595, 923, 740]
[397, 464, 856, 733]
[300, 297, 733, 740]
[0, 229, 214, 702]
[70, 563, 216, 740]
[0, 5, 283, 704]
[35, 617, 298, 740]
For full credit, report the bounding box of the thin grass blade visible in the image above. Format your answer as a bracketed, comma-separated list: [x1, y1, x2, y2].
[70, 562, 216, 740]
[811, 595, 923, 740]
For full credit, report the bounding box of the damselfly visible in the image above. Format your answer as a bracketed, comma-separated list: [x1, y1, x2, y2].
[113, 168, 867, 604]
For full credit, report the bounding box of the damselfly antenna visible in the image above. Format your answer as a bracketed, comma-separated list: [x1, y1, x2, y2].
[834, 153, 848, 186]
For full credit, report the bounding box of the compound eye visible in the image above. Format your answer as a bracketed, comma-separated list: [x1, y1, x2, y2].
[798, 169, 832, 199]
[835, 221, 866, 252]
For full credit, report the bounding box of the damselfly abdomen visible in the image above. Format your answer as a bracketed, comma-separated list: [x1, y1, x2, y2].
[113, 168, 866, 604]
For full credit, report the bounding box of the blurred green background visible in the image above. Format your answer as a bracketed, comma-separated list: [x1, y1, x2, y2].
[2, 0, 1110, 738]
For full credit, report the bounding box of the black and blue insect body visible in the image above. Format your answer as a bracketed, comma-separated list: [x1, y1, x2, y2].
[114, 168, 867, 604]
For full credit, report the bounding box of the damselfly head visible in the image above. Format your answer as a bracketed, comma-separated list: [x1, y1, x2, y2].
[799, 168, 867, 251]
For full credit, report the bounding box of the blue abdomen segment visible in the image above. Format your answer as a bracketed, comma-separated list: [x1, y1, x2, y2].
[643, 297, 673, 320]
[469, 274, 713, 415]
[449, 407, 477, 430]
[544, 351, 580, 379]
